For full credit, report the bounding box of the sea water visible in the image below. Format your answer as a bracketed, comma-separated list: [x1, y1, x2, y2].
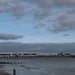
[0, 58, 75, 75]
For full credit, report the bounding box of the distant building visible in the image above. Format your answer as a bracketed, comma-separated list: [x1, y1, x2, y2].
[12, 53, 22, 57]
[64, 53, 70, 56]
[58, 52, 70, 56]
[0, 54, 11, 57]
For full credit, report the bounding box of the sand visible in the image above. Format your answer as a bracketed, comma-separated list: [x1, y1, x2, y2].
[0, 65, 11, 75]
[0, 72, 11, 75]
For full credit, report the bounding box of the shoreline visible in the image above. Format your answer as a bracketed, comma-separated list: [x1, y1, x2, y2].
[0, 64, 11, 75]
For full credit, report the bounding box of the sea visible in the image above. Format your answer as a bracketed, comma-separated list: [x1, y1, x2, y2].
[0, 58, 75, 75]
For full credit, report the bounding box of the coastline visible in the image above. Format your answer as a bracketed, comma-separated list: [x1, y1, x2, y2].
[0, 65, 11, 75]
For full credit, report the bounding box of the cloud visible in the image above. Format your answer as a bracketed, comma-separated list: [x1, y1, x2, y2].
[48, 12, 75, 33]
[26, 0, 56, 19]
[52, 0, 75, 7]
[26, 0, 75, 20]
[0, 1, 26, 19]
[36, 31, 39, 33]
[0, 0, 75, 20]
[0, 0, 36, 19]
[0, 22, 31, 27]
[0, 0, 55, 20]
[66, 7, 75, 14]
[0, 0, 75, 33]
[34, 20, 47, 29]
[64, 34, 70, 36]
[14, 23, 21, 26]
[0, 23, 14, 25]
[33, 8, 56, 20]
[26, 0, 75, 33]
[0, 42, 75, 54]
[0, 32, 23, 40]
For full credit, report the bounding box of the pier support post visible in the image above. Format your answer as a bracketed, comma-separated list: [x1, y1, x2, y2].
[13, 69, 16, 75]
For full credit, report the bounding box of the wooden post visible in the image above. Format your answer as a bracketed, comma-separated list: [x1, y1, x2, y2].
[13, 69, 16, 75]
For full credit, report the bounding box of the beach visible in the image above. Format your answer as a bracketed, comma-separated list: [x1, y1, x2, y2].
[0, 65, 11, 75]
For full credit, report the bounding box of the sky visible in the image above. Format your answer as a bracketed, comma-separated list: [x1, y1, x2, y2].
[0, 0, 75, 54]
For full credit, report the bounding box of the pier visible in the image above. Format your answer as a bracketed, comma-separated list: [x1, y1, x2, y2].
[0, 55, 75, 60]
[0, 53, 75, 60]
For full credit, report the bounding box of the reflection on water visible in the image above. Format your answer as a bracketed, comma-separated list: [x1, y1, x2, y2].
[0, 58, 75, 75]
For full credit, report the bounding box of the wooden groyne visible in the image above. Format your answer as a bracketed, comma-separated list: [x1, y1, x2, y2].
[13, 69, 16, 75]
[0, 61, 23, 64]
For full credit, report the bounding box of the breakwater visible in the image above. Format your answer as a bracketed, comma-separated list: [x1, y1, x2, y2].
[0, 61, 22, 64]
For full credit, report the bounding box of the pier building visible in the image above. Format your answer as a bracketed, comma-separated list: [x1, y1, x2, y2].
[0, 54, 11, 57]
[23, 53, 30, 56]
[58, 52, 70, 56]
[12, 53, 22, 57]
[30, 53, 37, 56]
[23, 53, 37, 56]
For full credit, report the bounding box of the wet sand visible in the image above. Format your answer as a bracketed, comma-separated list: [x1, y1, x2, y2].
[0, 65, 11, 75]
[0, 72, 11, 75]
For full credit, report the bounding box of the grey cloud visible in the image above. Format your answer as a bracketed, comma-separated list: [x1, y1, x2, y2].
[66, 7, 75, 14]
[48, 12, 75, 33]
[26, 0, 75, 20]
[0, 0, 75, 20]
[5, 2, 27, 19]
[0, 0, 75, 33]
[0, 2, 26, 19]
[36, 31, 39, 33]
[26, 0, 56, 19]
[52, 0, 75, 7]
[14, 23, 21, 26]
[0, 42, 75, 54]
[49, 13, 70, 21]
[26, 0, 75, 33]
[34, 20, 47, 29]
[64, 34, 70, 36]
[0, 0, 12, 5]
[0, 32, 23, 40]
[0, 0, 36, 19]
[26, 0, 53, 9]
[34, 8, 56, 20]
